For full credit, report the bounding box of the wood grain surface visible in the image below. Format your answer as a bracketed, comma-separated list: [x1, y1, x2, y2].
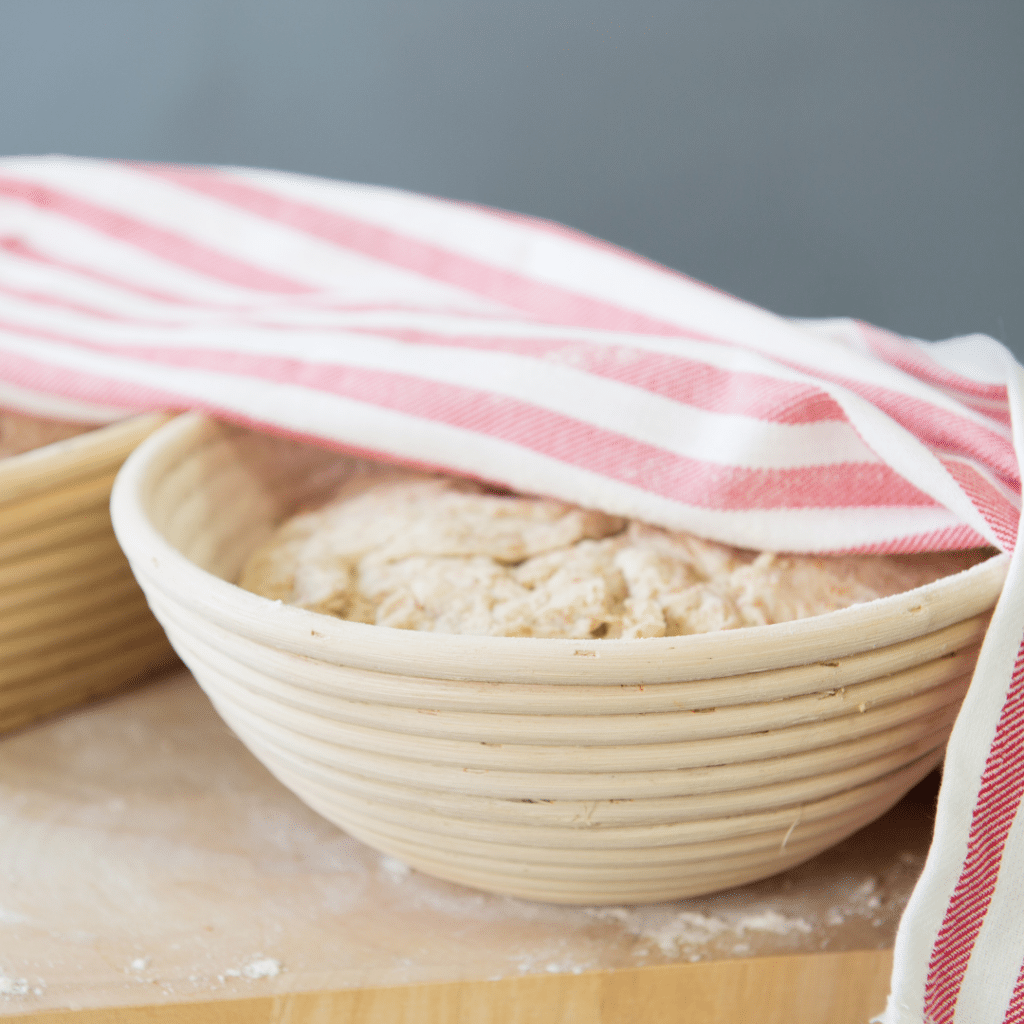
[11, 950, 893, 1024]
[0, 674, 935, 1023]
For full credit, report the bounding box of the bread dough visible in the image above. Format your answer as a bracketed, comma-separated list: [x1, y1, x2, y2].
[239, 473, 984, 639]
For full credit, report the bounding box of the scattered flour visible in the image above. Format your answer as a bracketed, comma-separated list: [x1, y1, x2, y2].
[129, 957, 150, 971]
[0, 975, 41, 997]
[735, 910, 813, 936]
[820, 875, 892, 932]
[0, 976, 29, 997]
[850, 877, 883, 912]
[545, 963, 585, 975]
[587, 907, 730, 956]
[645, 913, 730, 955]
[587, 907, 630, 924]
[219, 956, 282, 982]
[588, 904, 813, 957]
[381, 856, 411, 882]
[241, 957, 281, 980]
[514, 953, 588, 976]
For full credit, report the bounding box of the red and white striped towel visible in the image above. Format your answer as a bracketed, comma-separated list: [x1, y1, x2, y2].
[2, 155, 1021, 1023]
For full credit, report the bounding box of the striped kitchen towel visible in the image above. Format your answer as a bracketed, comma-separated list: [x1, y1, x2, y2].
[1, 155, 1021, 1023]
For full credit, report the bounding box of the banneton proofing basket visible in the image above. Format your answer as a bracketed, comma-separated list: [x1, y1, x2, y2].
[111, 413, 1008, 905]
[0, 412, 179, 733]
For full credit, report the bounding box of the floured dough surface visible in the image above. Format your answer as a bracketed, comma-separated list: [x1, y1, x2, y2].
[0, 410, 93, 460]
[239, 473, 984, 639]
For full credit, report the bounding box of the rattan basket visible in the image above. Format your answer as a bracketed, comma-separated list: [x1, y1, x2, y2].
[111, 413, 1008, 904]
[1, 412, 179, 732]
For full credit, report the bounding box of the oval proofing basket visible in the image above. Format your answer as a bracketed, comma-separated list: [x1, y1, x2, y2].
[1, 413, 179, 733]
[111, 413, 1008, 905]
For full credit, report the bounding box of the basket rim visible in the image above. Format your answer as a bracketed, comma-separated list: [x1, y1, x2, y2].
[1, 411, 171, 506]
[111, 411, 1010, 686]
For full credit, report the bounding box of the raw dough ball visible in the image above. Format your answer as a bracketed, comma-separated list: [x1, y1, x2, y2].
[239, 472, 984, 639]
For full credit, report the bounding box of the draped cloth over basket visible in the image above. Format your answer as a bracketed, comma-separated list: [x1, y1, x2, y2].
[1, 156, 1021, 1024]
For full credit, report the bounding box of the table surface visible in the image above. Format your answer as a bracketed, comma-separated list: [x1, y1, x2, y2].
[0, 669, 937, 1021]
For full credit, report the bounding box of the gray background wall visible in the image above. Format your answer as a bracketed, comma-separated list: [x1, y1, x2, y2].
[3, 0, 1022, 354]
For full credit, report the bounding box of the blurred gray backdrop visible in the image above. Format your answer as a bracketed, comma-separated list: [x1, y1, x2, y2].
[3, 0, 1022, 353]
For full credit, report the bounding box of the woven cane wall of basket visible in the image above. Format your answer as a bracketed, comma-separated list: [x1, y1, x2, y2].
[111, 413, 1007, 904]
[1, 413, 179, 733]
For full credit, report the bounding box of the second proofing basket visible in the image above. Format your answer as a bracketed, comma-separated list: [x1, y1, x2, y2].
[1, 413, 179, 732]
[111, 413, 1008, 904]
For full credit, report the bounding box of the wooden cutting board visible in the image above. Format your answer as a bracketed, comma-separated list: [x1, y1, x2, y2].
[14, 951, 894, 1023]
[0, 670, 931, 1022]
